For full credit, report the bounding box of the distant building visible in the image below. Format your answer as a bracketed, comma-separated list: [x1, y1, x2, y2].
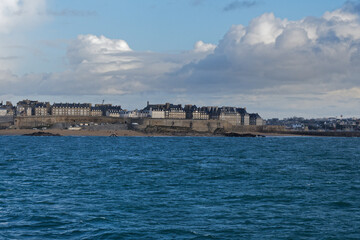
[184, 105, 209, 120]
[94, 104, 122, 116]
[51, 103, 91, 116]
[249, 113, 264, 126]
[120, 110, 148, 118]
[16, 99, 38, 116]
[149, 108, 165, 119]
[143, 102, 186, 119]
[34, 102, 50, 116]
[90, 107, 103, 116]
[191, 106, 250, 125]
[237, 108, 250, 126]
[0, 106, 6, 116]
[106, 109, 121, 117]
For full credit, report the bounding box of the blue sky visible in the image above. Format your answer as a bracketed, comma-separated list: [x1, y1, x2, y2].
[1, 0, 360, 118]
[43, 0, 346, 52]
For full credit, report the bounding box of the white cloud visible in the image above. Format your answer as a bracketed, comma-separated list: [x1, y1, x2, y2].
[193, 40, 216, 53]
[242, 12, 286, 45]
[0, 0, 47, 71]
[168, 3, 360, 101]
[0, 0, 46, 33]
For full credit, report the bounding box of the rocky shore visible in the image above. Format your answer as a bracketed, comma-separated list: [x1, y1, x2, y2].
[1, 128, 359, 137]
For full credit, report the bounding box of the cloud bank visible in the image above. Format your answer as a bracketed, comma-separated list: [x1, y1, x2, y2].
[2, 2, 360, 117]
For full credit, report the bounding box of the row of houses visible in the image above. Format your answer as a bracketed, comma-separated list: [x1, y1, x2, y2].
[1, 100, 264, 125]
[0, 101, 15, 116]
[2, 100, 122, 117]
[143, 102, 264, 126]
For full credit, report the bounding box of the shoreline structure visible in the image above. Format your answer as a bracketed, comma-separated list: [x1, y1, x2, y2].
[1, 116, 359, 137]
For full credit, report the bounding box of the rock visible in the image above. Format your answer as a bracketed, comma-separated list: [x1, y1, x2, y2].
[23, 131, 61, 136]
[223, 132, 265, 137]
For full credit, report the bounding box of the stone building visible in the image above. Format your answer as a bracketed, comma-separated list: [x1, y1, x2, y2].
[16, 99, 38, 116]
[218, 107, 242, 126]
[249, 113, 264, 126]
[90, 107, 103, 116]
[120, 110, 148, 118]
[0, 106, 6, 116]
[106, 109, 121, 117]
[51, 103, 91, 116]
[95, 104, 122, 116]
[143, 102, 186, 119]
[184, 105, 209, 120]
[34, 102, 51, 116]
[237, 108, 250, 126]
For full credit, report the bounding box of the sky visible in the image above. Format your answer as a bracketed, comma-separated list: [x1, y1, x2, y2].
[0, 0, 359, 118]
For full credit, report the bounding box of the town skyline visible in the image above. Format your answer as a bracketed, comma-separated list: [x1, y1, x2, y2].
[1, 0, 359, 119]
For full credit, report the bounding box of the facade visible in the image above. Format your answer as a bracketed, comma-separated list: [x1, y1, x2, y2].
[52, 103, 91, 116]
[94, 104, 122, 116]
[237, 108, 250, 126]
[34, 102, 50, 116]
[166, 109, 186, 119]
[120, 110, 148, 118]
[0, 107, 6, 116]
[90, 107, 103, 116]
[144, 102, 186, 119]
[149, 109, 165, 119]
[16, 99, 38, 116]
[192, 110, 209, 120]
[106, 109, 121, 117]
[249, 113, 264, 126]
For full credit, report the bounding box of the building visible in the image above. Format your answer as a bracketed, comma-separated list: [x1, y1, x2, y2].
[120, 110, 148, 118]
[149, 108, 165, 118]
[0, 106, 6, 116]
[184, 105, 210, 120]
[249, 113, 264, 126]
[237, 108, 250, 126]
[106, 109, 121, 117]
[34, 102, 50, 116]
[94, 104, 122, 116]
[219, 107, 242, 126]
[143, 102, 185, 119]
[167, 109, 186, 119]
[16, 99, 38, 116]
[192, 109, 209, 120]
[90, 107, 103, 116]
[51, 103, 91, 116]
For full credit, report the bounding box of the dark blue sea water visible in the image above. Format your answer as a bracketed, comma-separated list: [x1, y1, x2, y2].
[0, 136, 360, 239]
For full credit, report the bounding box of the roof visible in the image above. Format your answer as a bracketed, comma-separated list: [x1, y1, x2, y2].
[143, 102, 183, 111]
[249, 113, 262, 118]
[53, 103, 91, 108]
[35, 102, 49, 108]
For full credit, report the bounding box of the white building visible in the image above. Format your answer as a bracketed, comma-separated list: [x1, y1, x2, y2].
[106, 110, 121, 117]
[120, 110, 148, 118]
[52, 103, 91, 116]
[149, 109, 165, 118]
[0, 107, 7, 116]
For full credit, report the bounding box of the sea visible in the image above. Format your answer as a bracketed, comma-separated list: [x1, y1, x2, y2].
[0, 136, 359, 239]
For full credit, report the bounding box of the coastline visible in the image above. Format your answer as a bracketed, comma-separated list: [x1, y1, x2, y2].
[0, 129, 310, 137]
[1, 128, 359, 137]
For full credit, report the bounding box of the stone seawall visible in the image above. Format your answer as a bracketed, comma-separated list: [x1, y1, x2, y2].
[14, 116, 286, 134]
[15, 116, 125, 129]
[0, 116, 14, 129]
[134, 118, 285, 133]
